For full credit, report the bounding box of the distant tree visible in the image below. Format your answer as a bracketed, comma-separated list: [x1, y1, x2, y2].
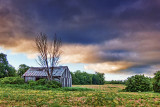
[74, 70, 92, 85]
[0, 53, 16, 78]
[153, 71, 160, 92]
[97, 72, 105, 85]
[92, 72, 105, 85]
[71, 72, 79, 85]
[105, 80, 126, 84]
[92, 74, 99, 84]
[35, 33, 62, 81]
[17, 64, 30, 77]
[71, 70, 105, 85]
[7, 65, 17, 77]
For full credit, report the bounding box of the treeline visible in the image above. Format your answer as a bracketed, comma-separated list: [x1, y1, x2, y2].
[71, 70, 105, 85]
[105, 80, 126, 84]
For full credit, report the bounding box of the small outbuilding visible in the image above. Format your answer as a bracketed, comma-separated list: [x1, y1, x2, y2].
[22, 66, 72, 87]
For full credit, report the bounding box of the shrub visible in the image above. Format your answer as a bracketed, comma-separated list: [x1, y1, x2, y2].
[125, 75, 152, 92]
[36, 79, 47, 85]
[46, 83, 59, 88]
[0, 77, 24, 84]
[45, 80, 62, 88]
[153, 71, 160, 92]
[28, 80, 37, 86]
[50, 80, 62, 87]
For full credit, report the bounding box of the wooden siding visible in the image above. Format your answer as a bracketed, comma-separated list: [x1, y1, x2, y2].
[61, 69, 72, 87]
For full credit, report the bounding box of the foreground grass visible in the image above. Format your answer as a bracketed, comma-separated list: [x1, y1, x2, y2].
[0, 84, 160, 106]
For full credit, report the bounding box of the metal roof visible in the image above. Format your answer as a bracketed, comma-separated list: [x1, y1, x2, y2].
[22, 66, 68, 77]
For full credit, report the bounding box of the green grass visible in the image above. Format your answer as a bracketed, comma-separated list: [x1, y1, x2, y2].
[0, 84, 94, 91]
[0, 84, 160, 106]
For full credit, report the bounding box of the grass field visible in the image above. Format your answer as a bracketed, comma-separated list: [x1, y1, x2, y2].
[0, 84, 160, 106]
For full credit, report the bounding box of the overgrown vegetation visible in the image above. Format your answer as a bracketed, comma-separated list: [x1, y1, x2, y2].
[0, 77, 95, 92]
[45, 80, 62, 88]
[0, 77, 24, 84]
[125, 75, 153, 92]
[71, 70, 105, 85]
[0, 77, 62, 90]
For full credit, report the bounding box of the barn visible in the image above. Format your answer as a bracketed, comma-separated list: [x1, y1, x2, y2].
[22, 66, 72, 87]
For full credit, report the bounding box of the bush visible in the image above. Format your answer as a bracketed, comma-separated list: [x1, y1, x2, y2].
[0, 77, 62, 89]
[153, 71, 160, 92]
[36, 79, 47, 85]
[125, 75, 152, 92]
[51, 80, 62, 87]
[28, 80, 37, 86]
[46, 83, 59, 88]
[0, 77, 24, 84]
[45, 80, 62, 88]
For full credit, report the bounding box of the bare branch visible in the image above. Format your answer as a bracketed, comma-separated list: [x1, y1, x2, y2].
[35, 33, 62, 80]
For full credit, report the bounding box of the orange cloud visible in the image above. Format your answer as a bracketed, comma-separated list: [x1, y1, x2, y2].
[60, 44, 100, 63]
[84, 61, 134, 73]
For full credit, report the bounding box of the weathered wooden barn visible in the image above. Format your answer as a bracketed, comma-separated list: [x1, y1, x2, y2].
[22, 66, 72, 87]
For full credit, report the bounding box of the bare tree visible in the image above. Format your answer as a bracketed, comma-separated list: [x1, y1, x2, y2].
[35, 33, 62, 80]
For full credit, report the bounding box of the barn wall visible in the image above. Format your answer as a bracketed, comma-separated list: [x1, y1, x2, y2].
[61, 69, 72, 87]
[61, 72, 65, 87]
[25, 77, 36, 82]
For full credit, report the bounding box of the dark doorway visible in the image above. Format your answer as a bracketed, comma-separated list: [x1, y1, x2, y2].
[36, 77, 41, 81]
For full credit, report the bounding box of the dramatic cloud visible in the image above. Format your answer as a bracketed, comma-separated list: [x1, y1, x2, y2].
[84, 61, 134, 73]
[61, 44, 99, 63]
[0, 0, 160, 74]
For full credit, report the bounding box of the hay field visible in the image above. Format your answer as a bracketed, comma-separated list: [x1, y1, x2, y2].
[0, 84, 159, 106]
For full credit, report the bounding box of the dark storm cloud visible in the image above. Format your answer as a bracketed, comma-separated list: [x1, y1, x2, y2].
[1, 0, 160, 42]
[1, 0, 139, 43]
[0, 0, 160, 74]
[1, 0, 159, 42]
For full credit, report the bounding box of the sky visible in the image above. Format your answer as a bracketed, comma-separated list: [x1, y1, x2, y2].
[0, 0, 160, 80]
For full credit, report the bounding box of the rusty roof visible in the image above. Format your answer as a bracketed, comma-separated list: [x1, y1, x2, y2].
[22, 66, 68, 77]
